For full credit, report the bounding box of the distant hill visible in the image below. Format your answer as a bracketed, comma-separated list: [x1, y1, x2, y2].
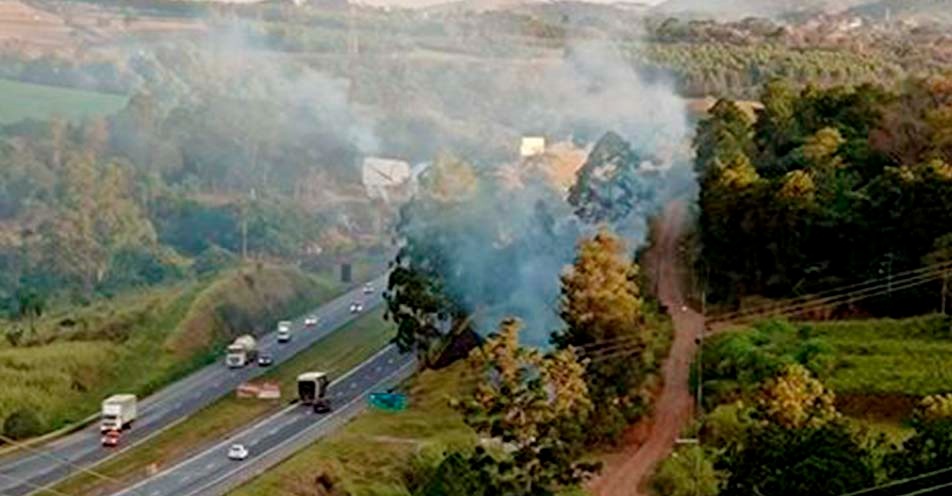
[651, 0, 874, 20]
[848, 0, 952, 25]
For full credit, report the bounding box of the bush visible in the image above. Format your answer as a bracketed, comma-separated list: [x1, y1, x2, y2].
[652, 445, 724, 496]
[3, 408, 45, 440]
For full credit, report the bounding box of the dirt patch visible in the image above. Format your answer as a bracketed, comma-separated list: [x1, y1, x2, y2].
[837, 393, 919, 424]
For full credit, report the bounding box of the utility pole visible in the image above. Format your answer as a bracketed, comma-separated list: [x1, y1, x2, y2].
[697, 288, 705, 418]
[941, 269, 948, 315]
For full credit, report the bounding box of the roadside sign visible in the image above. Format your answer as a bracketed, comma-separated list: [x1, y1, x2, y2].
[368, 393, 407, 411]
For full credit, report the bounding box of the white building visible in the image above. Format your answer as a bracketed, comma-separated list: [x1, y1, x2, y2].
[361, 157, 412, 202]
[520, 137, 546, 158]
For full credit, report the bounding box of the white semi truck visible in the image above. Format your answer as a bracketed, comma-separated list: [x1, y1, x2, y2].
[100, 394, 137, 432]
[297, 371, 331, 413]
[226, 335, 258, 368]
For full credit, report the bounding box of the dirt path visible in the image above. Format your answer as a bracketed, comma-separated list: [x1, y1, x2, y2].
[589, 201, 704, 496]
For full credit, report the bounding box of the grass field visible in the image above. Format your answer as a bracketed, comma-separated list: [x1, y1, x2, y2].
[0, 265, 344, 441]
[700, 315, 952, 423]
[54, 308, 395, 496]
[0, 78, 128, 125]
[230, 361, 477, 496]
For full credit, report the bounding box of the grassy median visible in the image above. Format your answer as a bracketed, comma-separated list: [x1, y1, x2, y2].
[52, 308, 395, 496]
[230, 361, 477, 496]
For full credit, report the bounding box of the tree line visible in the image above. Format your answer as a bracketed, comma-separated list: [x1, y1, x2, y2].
[0, 48, 382, 317]
[695, 76, 952, 314]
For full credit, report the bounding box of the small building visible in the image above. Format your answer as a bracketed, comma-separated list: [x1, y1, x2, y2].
[520, 136, 546, 158]
[361, 157, 412, 202]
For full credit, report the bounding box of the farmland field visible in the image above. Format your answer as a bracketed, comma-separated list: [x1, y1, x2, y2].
[0, 78, 127, 125]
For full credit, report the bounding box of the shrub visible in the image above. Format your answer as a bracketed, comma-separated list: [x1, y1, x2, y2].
[652, 445, 724, 496]
[3, 408, 45, 440]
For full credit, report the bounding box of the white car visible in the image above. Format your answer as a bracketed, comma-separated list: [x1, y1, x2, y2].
[304, 315, 319, 327]
[362, 283, 374, 295]
[227, 443, 249, 461]
[349, 301, 364, 313]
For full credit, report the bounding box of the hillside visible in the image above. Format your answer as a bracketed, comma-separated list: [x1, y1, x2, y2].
[0, 265, 342, 440]
[850, 0, 952, 25]
[652, 0, 873, 20]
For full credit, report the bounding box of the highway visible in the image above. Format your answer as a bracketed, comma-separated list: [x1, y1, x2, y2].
[114, 345, 415, 496]
[0, 274, 390, 496]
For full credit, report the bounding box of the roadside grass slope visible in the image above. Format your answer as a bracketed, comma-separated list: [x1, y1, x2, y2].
[55, 308, 395, 496]
[0, 264, 343, 439]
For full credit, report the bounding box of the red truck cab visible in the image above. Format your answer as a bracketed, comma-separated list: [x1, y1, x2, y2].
[101, 430, 120, 447]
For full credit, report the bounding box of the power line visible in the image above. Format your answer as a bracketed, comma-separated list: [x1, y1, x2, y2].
[0, 470, 72, 496]
[709, 270, 945, 328]
[0, 434, 146, 496]
[899, 480, 952, 496]
[709, 261, 952, 324]
[574, 267, 948, 353]
[840, 466, 952, 496]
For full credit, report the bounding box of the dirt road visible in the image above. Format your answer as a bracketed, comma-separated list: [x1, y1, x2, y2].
[589, 201, 703, 496]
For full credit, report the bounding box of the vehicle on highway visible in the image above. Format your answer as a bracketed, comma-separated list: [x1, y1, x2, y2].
[298, 371, 331, 413]
[257, 353, 273, 367]
[277, 320, 293, 343]
[304, 315, 319, 327]
[227, 443, 249, 461]
[101, 430, 120, 448]
[362, 282, 374, 294]
[226, 335, 258, 368]
[100, 394, 137, 432]
[349, 301, 364, 313]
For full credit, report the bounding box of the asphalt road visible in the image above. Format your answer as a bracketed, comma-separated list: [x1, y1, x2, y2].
[0, 274, 390, 496]
[114, 345, 416, 496]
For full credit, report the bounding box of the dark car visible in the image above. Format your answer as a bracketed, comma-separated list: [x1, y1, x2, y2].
[257, 354, 273, 367]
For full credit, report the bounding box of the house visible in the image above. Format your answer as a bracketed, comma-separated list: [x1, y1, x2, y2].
[520, 136, 546, 158]
[361, 157, 412, 202]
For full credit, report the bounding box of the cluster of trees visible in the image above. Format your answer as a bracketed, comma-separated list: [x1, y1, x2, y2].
[0, 46, 388, 318]
[638, 15, 952, 99]
[395, 229, 668, 494]
[695, 76, 952, 313]
[654, 322, 952, 496]
[631, 42, 904, 99]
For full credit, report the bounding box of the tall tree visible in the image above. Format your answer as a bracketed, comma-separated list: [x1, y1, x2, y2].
[453, 318, 597, 494]
[554, 229, 653, 444]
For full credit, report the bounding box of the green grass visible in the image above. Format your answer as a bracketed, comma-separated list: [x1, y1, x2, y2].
[700, 315, 952, 425]
[230, 361, 478, 496]
[0, 78, 128, 125]
[53, 308, 396, 496]
[0, 265, 347, 440]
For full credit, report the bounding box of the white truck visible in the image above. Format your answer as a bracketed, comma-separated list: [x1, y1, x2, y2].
[297, 371, 331, 413]
[226, 335, 258, 368]
[100, 394, 137, 432]
[277, 320, 293, 343]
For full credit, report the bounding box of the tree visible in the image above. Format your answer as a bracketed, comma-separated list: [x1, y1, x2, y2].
[384, 262, 453, 366]
[755, 363, 838, 430]
[554, 229, 653, 444]
[725, 421, 876, 496]
[567, 132, 655, 225]
[694, 99, 755, 178]
[3, 408, 44, 440]
[452, 318, 597, 494]
[889, 395, 952, 478]
[14, 287, 45, 334]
